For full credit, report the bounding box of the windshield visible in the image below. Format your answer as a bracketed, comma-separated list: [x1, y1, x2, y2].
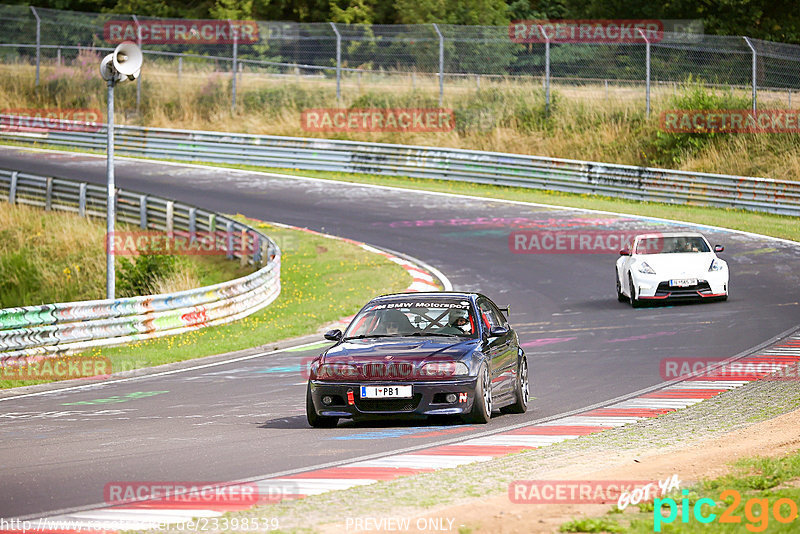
[635, 236, 710, 254]
[344, 298, 477, 339]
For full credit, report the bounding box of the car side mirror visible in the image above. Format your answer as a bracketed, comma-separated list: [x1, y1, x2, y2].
[620, 248, 631, 256]
[714, 245, 724, 252]
[488, 326, 509, 337]
[324, 329, 343, 341]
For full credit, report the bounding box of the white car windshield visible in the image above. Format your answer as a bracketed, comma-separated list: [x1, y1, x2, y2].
[636, 236, 711, 254]
[344, 299, 477, 339]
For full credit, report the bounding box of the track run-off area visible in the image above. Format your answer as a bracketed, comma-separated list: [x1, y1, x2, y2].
[1, 146, 800, 521]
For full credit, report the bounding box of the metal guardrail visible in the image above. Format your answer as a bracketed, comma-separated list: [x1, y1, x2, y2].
[0, 168, 281, 362]
[1, 117, 800, 216]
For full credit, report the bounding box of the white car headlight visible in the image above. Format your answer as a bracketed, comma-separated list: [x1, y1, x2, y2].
[637, 261, 656, 275]
[709, 259, 725, 272]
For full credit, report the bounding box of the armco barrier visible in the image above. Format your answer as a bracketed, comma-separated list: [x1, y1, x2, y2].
[1, 116, 800, 216]
[0, 168, 281, 362]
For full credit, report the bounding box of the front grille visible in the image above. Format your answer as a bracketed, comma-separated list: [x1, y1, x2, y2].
[655, 280, 711, 298]
[361, 362, 415, 380]
[355, 393, 422, 412]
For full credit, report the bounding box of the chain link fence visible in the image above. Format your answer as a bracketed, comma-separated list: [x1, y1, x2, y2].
[1, 5, 800, 112]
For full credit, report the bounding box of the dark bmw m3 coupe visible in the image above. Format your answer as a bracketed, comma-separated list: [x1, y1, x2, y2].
[306, 292, 529, 427]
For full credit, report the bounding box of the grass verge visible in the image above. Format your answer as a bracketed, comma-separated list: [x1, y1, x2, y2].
[0, 217, 411, 389]
[560, 450, 800, 533]
[0, 202, 252, 307]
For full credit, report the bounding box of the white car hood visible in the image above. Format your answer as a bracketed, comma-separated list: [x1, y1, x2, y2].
[636, 253, 717, 278]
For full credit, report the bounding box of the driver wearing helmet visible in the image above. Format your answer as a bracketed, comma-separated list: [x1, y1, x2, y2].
[437, 310, 472, 335]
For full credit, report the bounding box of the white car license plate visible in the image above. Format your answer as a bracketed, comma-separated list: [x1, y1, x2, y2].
[360, 385, 412, 399]
[669, 278, 697, 287]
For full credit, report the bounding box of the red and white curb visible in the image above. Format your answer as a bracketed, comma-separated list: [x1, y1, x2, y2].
[21, 333, 800, 532]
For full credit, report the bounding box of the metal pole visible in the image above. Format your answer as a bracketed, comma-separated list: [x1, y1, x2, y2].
[106, 80, 116, 299]
[743, 37, 757, 112]
[638, 29, 650, 117]
[230, 20, 238, 112]
[433, 23, 444, 107]
[537, 25, 550, 115]
[30, 7, 40, 86]
[330, 22, 341, 103]
[178, 56, 182, 81]
[132, 15, 142, 113]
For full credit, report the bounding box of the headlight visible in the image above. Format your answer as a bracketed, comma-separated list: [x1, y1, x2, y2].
[316, 363, 358, 380]
[419, 361, 469, 377]
[709, 259, 724, 272]
[637, 261, 656, 275]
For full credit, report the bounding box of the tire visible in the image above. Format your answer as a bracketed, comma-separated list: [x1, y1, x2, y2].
[629, 274, 643, 308]
[616, 270, 626, 302]
[501, 355, 529, 414]
[306, 382, 338, 428]
[463, 363, 492, 424]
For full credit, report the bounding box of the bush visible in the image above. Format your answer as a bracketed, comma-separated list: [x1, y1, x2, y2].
[242, 84, 332, 115]
[650, 77, 751, 166]
[117, 255, 178, 297]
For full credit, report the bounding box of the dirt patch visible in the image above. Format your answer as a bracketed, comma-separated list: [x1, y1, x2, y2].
[322, 406, 800, 533]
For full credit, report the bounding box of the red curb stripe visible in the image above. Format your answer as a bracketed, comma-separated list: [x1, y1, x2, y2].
[414, 445, 534, 456]
[507, 425, 612, 435]
[583, 408, 675, 417]
[281, 467, 435, 480]
[641, 390, 724, 399]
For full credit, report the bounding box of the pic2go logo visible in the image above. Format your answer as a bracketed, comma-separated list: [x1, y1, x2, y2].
[654, 489, 799, 532]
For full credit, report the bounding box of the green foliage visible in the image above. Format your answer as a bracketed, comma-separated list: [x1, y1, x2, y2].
[453, 87, 555, 135]
[649, 78, 751, 166]
[242, 83, 334, 114]
[116, 255, 178, 297]
[559, 517, 624, 533]
[0, 251, 42, 308]
[348, 90, 438, 109]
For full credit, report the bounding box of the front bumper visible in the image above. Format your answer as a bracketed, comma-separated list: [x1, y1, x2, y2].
[308, 378, 479, 419]
[633, 271, 728, 301]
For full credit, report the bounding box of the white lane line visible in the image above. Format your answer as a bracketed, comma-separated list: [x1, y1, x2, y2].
[666, 380, 750, 389]
[349, 454, 493, 469]
[256, 479, 375, 495]
[610, 398, 704, 409]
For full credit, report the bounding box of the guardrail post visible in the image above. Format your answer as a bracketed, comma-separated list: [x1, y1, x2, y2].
[229, 20, 238, 112]
[537, 24, 550, 115]
[45, 177, 53, 211]
[9, 172, 18, 204]
[743, 37, 757, 112]
[638, 29, 651, 118]
[209, 213, 216, 233]
[240, 228, 248, 266]
[30, 7, 40, 87]
[188, 207, 197, 243]
[330, 22, 341, 104]
[166, 201, 174, 238]
[253, 234, 262, 264]
[226, 220, 234, 259]
[433, 23, 444, 107]
[132, 15, 142, 113]
[79, 183, 87, 217]
[139, 195, 147, 228]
